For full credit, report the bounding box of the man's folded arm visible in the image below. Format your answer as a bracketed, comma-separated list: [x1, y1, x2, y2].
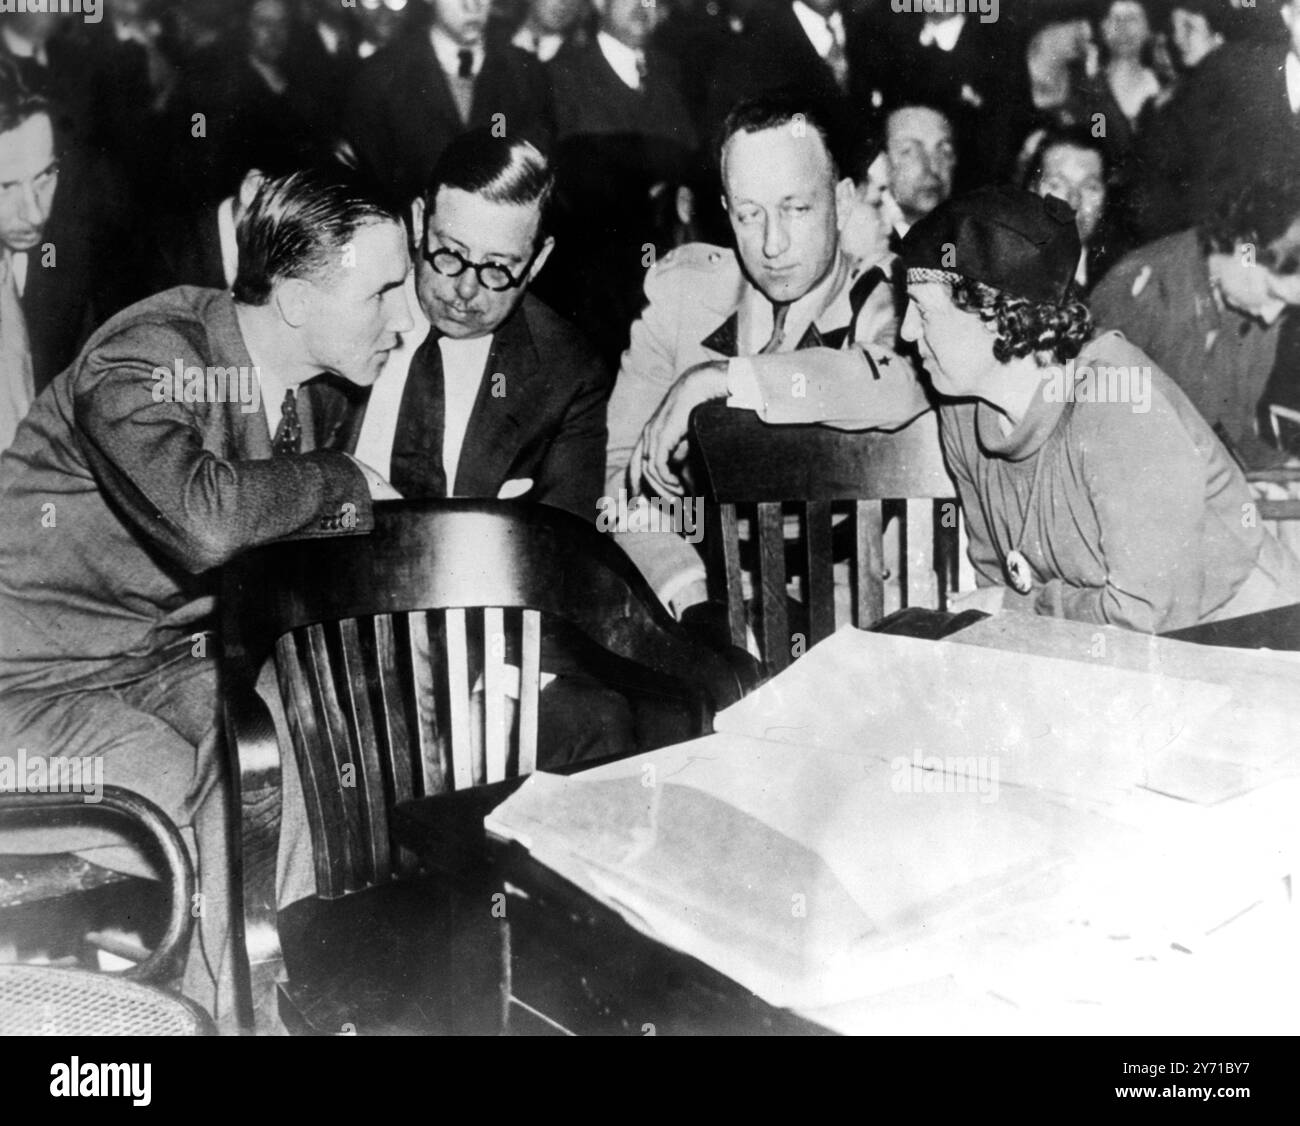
[73, 346, 373, 574]
[726, 344, 931, 431]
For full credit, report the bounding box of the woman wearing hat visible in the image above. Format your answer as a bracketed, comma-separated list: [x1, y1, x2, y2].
[900, 185, 1300, 634]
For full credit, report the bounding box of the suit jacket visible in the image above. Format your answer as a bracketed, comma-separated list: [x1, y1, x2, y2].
[22, 149, 140, 395]
[703, 2, 875, 158]
[144, 205, 227, 295]
[604, 243, 928, 603]
[354, 291, 611, 522]
[343, 34, 555, 205]
[0, 287, 371, 674]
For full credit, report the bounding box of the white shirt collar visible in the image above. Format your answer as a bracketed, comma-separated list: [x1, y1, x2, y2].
[1286, 51, 1300, 114]
[244, 339, 287, 441]
[1, 27, 47, 66]
[919, 15, 965, 52]
[597, 30, 643, 90]
[354, 272, 495, 493]
[513, 26, 565, 63]
[10, 250, 28, 299]
[217, 196, 239, 288]
[430, 26, 482, 78]
[792, 2, 843, 58]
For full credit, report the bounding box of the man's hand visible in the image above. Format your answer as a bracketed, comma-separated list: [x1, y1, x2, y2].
[628, 361, 729, 497]
[346, 455, 404, 500]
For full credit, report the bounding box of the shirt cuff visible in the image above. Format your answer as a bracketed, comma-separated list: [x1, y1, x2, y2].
[726, 357, 763, 413]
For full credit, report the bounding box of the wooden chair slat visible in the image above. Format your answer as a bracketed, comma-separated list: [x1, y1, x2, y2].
[372, 614, 417, 805]
[338, 619, 391, 885]
[719, 506, 747, 651]
[444, 608, 475, 791]
[855, 500, 886, 627]
[804, 501, 836, 645]
[517, 609, 542, 777]
[483, 607, 508, 784]
[405, 611, 446, 797]
[757, 502, 790, 673]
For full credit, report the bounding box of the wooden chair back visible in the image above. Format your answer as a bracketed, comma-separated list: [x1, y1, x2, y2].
[219, 500, 748, 1029]
[689, 405, 958, 674]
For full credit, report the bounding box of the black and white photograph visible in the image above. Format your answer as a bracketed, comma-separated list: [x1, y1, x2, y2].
[0, 0, 1295, 1095]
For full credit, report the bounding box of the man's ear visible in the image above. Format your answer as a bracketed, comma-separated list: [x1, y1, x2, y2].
[410, 195, 426, 250]
[528, 235, 556, 283]
[274, 278, 312, 329]
[834, 176, 855, 233]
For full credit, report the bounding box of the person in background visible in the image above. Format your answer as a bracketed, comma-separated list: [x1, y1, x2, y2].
[508, 0, 589, 62]
[883, 103, 957, 238]
[900, 185, 1300, 634]
[1090, 177, 1300, 473]
[343, 0, 554, 205]
[1022, 125, 1122, 291]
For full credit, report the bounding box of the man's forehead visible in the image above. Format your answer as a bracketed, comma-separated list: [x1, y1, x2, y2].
[723, 126, 833, 194]
[888, 109, 951, 144]
[427, 187, 539, 253]
[0, 112, 56, 165]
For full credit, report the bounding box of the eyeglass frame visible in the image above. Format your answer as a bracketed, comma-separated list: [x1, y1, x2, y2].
[419, 234, 540, 292]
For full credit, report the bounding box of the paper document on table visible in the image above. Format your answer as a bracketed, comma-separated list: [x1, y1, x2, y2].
[488, 734, 1104, 1009]
[714, 628, 1233, 804]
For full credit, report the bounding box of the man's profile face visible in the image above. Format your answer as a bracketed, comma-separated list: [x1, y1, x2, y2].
[597, 0, 659, 49]
[901, 281, 998, 398]
[419, 186, 552, 339]
[1213, 239, 1300, 327]
[886, 107, 957, 228]
[431, 0, 488, 48]
[0, 112, 59, 254]
[721, 124, 848, 305]
[300, 220, 413, 386]
[1036, 144, 1106, 245]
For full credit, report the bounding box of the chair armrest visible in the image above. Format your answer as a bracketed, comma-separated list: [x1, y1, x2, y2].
[0, 786, 194, 983]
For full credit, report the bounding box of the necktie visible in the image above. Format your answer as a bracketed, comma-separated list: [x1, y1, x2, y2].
[633, 50, 647, 88]
[272, 387, 302, 456]
[389, 334, 448, 498]
[759, 303, 789, 354]
[0, 250, 35, 452]
[458, 49, 474, 79]
[825, 16, 848, 93]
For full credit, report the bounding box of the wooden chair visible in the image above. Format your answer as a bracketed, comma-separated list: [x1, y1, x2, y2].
[689, 404, 959, 675]
[219, 499, 752, 1034]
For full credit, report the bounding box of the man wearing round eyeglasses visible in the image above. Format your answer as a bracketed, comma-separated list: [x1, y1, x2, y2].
[354, 128, 609, 517]
[354, 129, 635, 769]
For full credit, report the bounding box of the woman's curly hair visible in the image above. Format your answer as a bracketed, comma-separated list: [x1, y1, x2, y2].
[947, 275, 1094, 366]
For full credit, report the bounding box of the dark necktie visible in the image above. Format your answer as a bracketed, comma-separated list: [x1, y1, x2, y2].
[824, 18, 848, 93]
[272, 387, 301, 456]
[760, 303, 789, 354]
[634, 50, 648, 88]
[458, 49, 474, 79]
[389, 334, 448, 499]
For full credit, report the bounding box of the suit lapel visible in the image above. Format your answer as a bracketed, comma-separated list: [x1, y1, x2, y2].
[701, 313, 740, 357]
[454, 303, 536, 495]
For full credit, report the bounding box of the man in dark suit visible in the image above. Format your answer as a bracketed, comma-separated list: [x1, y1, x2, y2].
[342, 0, 555, 206]
[0, 59, 137, 408]
[863, 3, 1028, 190]
[0, 167, 411, 1024]
[544, 0, 699, 363]
[703, 0, 877, 156]
[353, 129, 633, 765]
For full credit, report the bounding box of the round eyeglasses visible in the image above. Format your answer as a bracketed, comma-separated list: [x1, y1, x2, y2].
[421, 242, 535, 292]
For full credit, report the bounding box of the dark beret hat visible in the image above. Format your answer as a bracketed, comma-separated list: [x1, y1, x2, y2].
[900, 185, 1082, 305]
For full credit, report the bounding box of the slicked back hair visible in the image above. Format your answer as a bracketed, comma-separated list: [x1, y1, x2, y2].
[0, 55, 51, 138]
[233, 167, 401, 306]
[717, 92, 842, 184]
[423, 130, 556, 243]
